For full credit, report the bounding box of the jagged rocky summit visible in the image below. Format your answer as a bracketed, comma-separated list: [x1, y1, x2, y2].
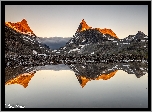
[5, 19, 36, 37]
[53, 19, 148, 60]
[77, 19, 118, 38]
[5, 19, 51, 57]
[55, 19, 119, 55]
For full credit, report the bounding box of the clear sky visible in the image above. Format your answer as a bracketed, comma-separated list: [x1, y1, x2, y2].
[5, 5, 148, 39]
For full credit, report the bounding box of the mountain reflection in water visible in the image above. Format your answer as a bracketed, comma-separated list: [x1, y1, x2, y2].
[5, 61, 148, 88]
[77, 70, 118, 88]
[5, 71, 36, 88]
[5, 61, 148, 108]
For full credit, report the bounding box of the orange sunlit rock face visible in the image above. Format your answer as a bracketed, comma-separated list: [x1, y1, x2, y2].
[96, 70, 118, 80]
[79, 19, 118, 39]
[79, 76, 91, 88]
[78, 70, 118, 88]
[97, 28, 118, 39]
[5, 71, 36, 88]
[5, 19, 35, 36]
[79, 19, 92, 31]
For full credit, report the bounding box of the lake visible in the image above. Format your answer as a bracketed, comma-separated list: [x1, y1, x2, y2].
[5, 62, 148, 108]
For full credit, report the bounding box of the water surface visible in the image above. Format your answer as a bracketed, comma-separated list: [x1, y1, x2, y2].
[5, 63, 148, 108]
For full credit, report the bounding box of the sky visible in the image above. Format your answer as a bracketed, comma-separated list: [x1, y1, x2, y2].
[5, 5, 148, 39]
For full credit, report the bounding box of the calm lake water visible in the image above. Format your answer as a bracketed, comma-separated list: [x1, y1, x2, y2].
[5, 63, 148, 108]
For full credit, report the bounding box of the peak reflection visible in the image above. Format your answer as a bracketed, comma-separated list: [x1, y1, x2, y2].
[5, 61, 148, 88]
[66, 61, 148, 88]
[5, 71, 36, 88]
[76, 70, 118, 88]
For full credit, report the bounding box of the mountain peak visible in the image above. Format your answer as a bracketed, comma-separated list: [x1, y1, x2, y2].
[136, 31, 146, 35]
[21, 19, 27, 25]
[5, 19, 36, 36]
[77, 19, 92, 32]
[77, 19, 118, 39]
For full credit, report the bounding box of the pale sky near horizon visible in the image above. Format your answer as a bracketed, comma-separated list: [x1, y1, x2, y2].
[5, 5, 148, 39]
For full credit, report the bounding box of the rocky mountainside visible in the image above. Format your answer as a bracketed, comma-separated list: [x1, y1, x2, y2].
[55, 19, 119, 55]
[52, 19, 148, 60]
[5, 19, 51, 56]
[117, 31, 148, 56]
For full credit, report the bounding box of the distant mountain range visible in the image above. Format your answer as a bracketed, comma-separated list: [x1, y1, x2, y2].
[37, 37, 71, 50]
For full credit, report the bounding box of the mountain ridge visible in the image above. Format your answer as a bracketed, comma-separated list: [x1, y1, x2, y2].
[5, 19, 51, 56]
[78, 19, 118, 39]
[5, 19, 36, 37]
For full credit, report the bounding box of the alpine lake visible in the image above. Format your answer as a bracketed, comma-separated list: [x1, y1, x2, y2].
[5, 57, 148, 108]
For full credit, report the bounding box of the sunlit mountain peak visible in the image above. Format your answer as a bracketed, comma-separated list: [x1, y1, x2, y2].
[78, 19, 92, 32]
[78, 19, 118, 39]
[97, 28, 118, 39]
[5, 19, 36, 36]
